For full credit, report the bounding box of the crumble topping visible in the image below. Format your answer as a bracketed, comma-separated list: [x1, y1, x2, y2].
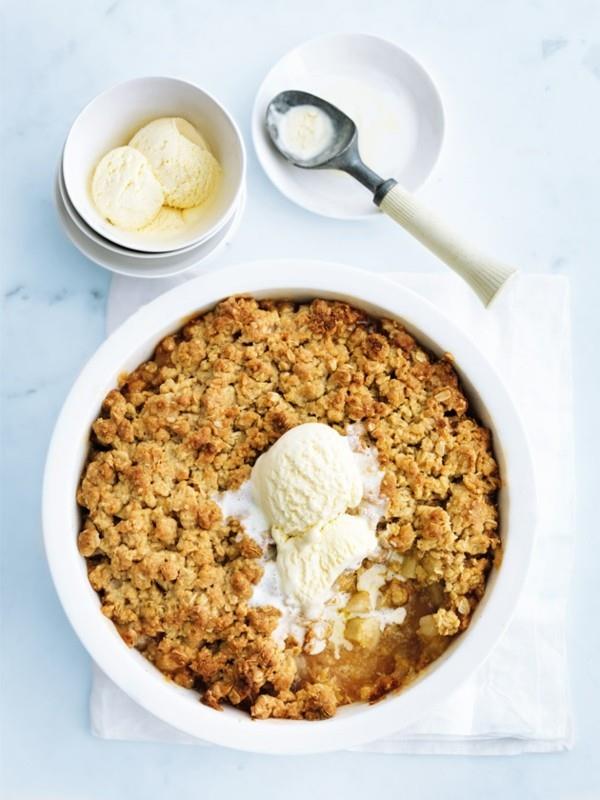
[77, 297, 500, 719]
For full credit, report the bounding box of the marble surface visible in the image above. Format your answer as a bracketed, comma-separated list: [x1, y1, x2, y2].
[1, 1, 599, 798]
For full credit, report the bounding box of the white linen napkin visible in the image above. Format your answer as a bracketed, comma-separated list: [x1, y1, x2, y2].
[93, 271, 574, 754]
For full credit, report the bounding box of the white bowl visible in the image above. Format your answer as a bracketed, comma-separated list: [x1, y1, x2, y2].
[57, 162, 221, 260]
[54, 168, 246, 278]
[252, 34, 445, 220]
[57, 161, 246, 264]
[43, 262, 536, 754]
[63, 77, 245, 253]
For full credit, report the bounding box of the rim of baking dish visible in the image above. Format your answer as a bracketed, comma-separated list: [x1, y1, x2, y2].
[43, 261, 536, 754]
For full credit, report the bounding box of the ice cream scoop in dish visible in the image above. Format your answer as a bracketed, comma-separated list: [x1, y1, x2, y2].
[252, 423, 363, 535]
[251, 423, 378, 617]
[266, 90, 516, 306]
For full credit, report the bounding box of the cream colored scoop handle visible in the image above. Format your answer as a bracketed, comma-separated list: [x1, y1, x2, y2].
[379, 183, 517, 306]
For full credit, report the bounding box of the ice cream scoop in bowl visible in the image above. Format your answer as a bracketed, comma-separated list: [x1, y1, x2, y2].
[266, 90, 516, 305]
[62, 77, 245, 254]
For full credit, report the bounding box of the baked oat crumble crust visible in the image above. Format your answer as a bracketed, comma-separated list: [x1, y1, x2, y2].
[77, 297, 500, 719]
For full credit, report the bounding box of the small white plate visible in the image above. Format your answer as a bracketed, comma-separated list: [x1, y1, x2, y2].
[252, 34, 445, 220]
[54, 171, 246, 278]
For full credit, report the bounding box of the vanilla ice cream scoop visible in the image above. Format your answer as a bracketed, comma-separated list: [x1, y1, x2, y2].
[273, 515, 377, 615]
[141, 206, 185, 234]
[91, 146, 164, 230]
[252, 423, 363, 536]
[274, 104, 335, 162]
[129, 117, 220, 209]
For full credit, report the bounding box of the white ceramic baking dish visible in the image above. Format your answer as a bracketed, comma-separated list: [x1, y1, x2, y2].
[43, 261, 536, 754]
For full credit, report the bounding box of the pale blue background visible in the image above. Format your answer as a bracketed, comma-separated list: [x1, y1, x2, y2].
[2, 1, 599, 798]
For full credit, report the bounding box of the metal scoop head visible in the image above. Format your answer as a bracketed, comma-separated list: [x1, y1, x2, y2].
[265, 90, 388, 193]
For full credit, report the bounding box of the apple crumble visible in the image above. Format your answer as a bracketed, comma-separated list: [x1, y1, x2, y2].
[77, 297, 500, 720]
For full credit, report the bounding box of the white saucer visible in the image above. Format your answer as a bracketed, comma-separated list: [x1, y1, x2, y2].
[54, 172, 246, 278]
[252, 34, 445, 220]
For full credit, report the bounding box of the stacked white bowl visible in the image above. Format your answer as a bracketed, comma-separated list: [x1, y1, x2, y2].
[55, 77, 246, 278]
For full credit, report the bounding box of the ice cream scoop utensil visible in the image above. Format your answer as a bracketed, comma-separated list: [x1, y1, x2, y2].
[266, 90, 516, 306]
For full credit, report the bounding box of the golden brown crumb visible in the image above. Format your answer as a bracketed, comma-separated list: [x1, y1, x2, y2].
[77, 297, 500, 719]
